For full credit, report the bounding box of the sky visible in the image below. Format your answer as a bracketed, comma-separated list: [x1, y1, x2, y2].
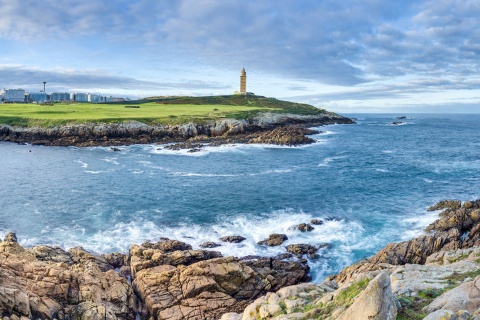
[1, 0, 479, 113]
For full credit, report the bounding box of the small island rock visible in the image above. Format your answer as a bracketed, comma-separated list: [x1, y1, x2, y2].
[220, 236, 247, 243]
[258, 234, 288, 246]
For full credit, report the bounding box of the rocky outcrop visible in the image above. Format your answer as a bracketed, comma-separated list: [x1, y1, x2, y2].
[257, 234, 288, 246]
[334, 199, 480, 285]
[0, 112, 353, 147]
[0, 234, 310, 320]
[0, 237, 136, 319]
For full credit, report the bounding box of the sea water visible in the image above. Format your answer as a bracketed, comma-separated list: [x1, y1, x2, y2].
[1, 114, 479, 282]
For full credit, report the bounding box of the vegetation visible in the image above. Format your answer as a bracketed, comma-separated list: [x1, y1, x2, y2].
[0, 95, 327, 127]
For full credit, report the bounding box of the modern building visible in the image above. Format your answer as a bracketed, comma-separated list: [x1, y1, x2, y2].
[0, 89, 26, 102]
[72, 93, 88, 102]
[88, 93, 103, 103]
[27, 92, 47, 103]
[105, 96, 114, 103]
[50, 92, 70, 102]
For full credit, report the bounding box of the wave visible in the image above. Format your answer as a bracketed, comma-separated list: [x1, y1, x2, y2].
[75, 160, 88, 168]
[318, 156, 347, 167]
[84, 170, 104, 174]
[102, 157, 120, 165]
[169, 171, 241, 177]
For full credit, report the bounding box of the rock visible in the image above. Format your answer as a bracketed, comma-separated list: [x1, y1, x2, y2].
[110, 147, 121, 151]
[220, 236, 247, 243]
[258, 234, 288, 246]
[103, 252, 129, 268]
[338, 272, 397, 320]
[428, 200, 462, 211]
[286, 244, 318, 255]
[199, 241, 222, 248]
[4, 231, 17, 242]
[297, 223, 314, 232]
[423, 310, 457, 320]
[389, 121, 405, 125]
[424, 275, 480, 314]
[311, 219, 324, 225]
[27, 245, 74, 265]
[248, 126, 316, 146]
[133, 256, 306, 319]
[396, 116, 407, 119]
[141, 239, 193, 252]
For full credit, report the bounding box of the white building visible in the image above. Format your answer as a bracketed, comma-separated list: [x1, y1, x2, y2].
[0, 89, 25, 102]
[73, 93, 88, 102]
[27, 92, 47, 103]
[88, 93, 103, 103]
[50, 92, 70, 102]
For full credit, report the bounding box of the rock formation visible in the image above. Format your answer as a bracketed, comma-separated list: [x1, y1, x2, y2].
[0, 235, 309, 319]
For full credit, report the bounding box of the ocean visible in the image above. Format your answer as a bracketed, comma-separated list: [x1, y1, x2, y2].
[1, 114, 479, 282]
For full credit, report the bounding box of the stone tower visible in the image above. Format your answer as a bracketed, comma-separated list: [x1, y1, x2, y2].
[240, 67, 247, 93]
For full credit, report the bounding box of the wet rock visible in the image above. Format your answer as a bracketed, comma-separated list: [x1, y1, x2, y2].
[3, 231, 17, 242]
[286, 244, 318, 255]
[311, 219, 324, 225]
[298, 223, 314, 232]
[258, 234, 288, 246]
[220, 236, 247, 243]
[141, 239, 192, 252]
[389, 121, 405, 125]
[199, 241, 222, 248]
[428, 199, 462, 211]
[110, 147, 121, 151]
[248, 127, 316, 146]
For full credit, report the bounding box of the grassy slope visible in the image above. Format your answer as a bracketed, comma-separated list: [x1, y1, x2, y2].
[0, 95, 328, 127]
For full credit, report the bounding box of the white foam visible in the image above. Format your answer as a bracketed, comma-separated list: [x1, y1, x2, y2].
[169, 171, 241, 177]
[401, 209, 440, 240]
[102, 157, 120, 165]
[318, 156, 347, 167]
[75, 160, 88, 168]
[375, 168, 390, 173]
[381, 150, 394, 154]
[84, 170, 103, 174]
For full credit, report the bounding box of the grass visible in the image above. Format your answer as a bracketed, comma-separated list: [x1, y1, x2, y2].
[0, 95, 328, 127]
[0, 101, 271, 127]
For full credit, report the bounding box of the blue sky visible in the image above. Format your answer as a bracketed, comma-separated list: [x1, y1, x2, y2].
[1, 0, 479, 113]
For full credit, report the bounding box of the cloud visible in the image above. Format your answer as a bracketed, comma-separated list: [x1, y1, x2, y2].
[0, 65, 230, 92]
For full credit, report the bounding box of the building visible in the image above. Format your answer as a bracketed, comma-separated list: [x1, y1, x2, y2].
[50, 92, 70, 102]
[240, 67, 247, 93]
[72, 93, 88, 102]
[27, 92, 47, 103]
[105, 96, 114, 102]
[0, 89, 26, 102]
[88, 93, 103, 103]
[234, 68, 254, 95]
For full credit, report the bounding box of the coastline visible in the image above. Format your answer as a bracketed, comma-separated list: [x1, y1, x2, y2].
[2, 199, 480, 319]
[0, 112, 354, 148]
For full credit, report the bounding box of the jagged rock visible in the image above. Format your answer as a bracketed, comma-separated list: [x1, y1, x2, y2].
[428, 200, 462, 211]
[133, 256, 306, 320]
[103, 252, 129, 268]
[4, 231, 17, 242]
[199, 241, 222, 248]
[68, 246, 113, 272]
[140, 239, 192, 252]
[338, 272, 397, 320]
[258, 234, 288, 246]
[311, 219, 324, 225]
[220, 236, 247, 243]
[286, 244, 318, 255]
[0, 239, 136, 319]
[248, 127, 316, 146]
[27, 245, 74, 265]
[297, 223, 314, 232]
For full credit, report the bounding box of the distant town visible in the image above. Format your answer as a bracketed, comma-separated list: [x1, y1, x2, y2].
[0, 87, 129, 104]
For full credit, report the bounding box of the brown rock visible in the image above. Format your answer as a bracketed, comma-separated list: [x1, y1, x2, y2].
[298, 223, 314, 232]
[220, 236, 247, 243]
[427, 199, 462, 211]
[4, 231, 17, 242]
[286, 244, 318, 255]
[258, 234, 288, 246]
[199, 241, 222, 248]
[311, 219, 324, 225]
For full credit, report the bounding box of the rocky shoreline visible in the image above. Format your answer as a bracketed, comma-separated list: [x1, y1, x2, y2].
[0, 112, 354, 148]
[3, 200, 480, 319]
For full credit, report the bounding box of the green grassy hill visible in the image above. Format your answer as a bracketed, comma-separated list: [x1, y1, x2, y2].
[0, 95, 328, 127]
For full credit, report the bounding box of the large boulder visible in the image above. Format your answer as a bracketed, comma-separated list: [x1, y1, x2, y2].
[424, 276, 480, 314]
[338, 272, 397, 320]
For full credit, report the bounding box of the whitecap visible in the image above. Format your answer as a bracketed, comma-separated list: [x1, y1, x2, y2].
[75, 160, 88, 168]
[84, 170, 103, 174]
[102, 158, 120, 165]
[318, 156, 347, 167]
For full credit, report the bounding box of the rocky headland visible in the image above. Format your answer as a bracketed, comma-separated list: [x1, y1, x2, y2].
[4, 199, 480, 319]
[0, 112, 353, 149]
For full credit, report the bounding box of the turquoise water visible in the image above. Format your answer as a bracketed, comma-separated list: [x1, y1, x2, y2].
[1, 114, 479, 281]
